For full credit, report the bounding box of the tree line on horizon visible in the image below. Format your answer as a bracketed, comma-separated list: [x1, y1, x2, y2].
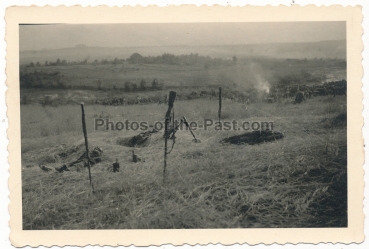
[19, 69, 165, 91]
[23, 52, 237, 68]
[126, 52, 237, 67]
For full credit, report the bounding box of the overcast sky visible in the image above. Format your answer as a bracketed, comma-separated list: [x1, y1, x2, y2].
[19, 22, 346, 51]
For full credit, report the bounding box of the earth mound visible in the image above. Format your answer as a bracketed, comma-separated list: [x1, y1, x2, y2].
[221, 130, 284, 145]
[117, 129, 159, 147]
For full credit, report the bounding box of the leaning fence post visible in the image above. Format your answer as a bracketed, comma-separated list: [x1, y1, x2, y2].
[218, 87, 222, 123]
[164, 91, 176, 184]
[81, 103, 94, 193]
[182, 116, 199, 143]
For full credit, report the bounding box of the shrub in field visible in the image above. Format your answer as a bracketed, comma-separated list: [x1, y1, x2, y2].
[124, 81, 132, 91]
[140, 79, 147, 90]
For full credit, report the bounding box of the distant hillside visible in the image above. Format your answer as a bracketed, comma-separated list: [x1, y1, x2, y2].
[20, 40, 346, 65]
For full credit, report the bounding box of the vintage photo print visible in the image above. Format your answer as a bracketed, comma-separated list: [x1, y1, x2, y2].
[6, 5, 364, 247]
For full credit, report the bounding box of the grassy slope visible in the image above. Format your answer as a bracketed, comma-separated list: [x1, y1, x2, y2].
[21, 96, 347, 229]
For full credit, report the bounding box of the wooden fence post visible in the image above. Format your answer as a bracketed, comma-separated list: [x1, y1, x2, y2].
[182, 116, 199, 142]
[218, 87, 222, 123]
[81, 103, 94, 193]
[164, 91, 176, 184]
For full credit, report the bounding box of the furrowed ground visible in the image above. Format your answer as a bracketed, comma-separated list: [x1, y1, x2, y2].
[21, 96, 347, 229]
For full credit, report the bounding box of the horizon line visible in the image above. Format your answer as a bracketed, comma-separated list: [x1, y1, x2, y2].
[20, 39, 346, 53]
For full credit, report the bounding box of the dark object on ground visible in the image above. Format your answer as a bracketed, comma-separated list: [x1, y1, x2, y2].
[55, 164, 70, 173]
[39, 164, 54, 172]
[112, 159, 120, 172]
[118, 129, 158, 147]
[295, 91, 305, 104]
[69, 146, 103, 167]
[80, 146, 103, 164]
[132, 150, 141, 162]
[221, 130, 284, 145]
[25, 164, 34, 168]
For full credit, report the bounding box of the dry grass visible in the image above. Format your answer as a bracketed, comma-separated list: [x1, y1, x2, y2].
[21, 95, 347, 229]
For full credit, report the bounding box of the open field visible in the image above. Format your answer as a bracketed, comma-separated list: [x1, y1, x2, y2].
[21, 56, 346, 90]
[21, 95, 347, 229]
[20, 56, 346, 107]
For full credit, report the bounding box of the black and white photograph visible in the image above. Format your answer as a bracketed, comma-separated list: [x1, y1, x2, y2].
[19, 21, 349, 230]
